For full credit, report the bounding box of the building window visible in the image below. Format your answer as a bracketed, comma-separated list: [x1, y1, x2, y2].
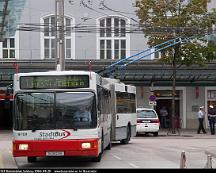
[2, 38, 15, 59]
[98, 16, 129, 60]
[42, 15, 73, 59]
[207, 90, 216, 109]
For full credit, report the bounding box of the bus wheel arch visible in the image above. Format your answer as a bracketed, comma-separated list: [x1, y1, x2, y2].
[92, 130, 104, 162]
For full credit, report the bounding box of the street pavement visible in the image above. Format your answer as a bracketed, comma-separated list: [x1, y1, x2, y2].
[0, 129, 216, 169]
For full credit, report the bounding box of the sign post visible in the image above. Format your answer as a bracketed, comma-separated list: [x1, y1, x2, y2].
[149, 95, 157, 107]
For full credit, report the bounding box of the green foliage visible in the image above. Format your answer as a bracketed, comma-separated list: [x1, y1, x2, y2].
[135, 0, 216, 66]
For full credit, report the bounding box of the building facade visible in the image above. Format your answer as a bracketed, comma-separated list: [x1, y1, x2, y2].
[0, 0, 216, 130]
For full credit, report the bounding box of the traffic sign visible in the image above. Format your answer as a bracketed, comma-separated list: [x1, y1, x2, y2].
[149, 95, 156, 101]
[149, 101, 157, 106]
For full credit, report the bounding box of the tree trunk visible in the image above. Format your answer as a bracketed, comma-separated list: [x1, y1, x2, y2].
[171, 51, 176, 133]
[171, 43, 180, 134]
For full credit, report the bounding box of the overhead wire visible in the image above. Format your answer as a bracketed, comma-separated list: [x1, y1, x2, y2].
[14, 0, 216, 37]
[99, 0, 137, 16]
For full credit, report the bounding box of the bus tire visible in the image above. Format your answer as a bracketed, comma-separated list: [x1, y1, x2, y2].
[92, 152, 102, 162]
[106, 133, 112, 150]
[27, 157, 37, 163]
[106, 141, 112, 150]
[92, 133, 104, 162]
[106, 130, 112, 150]
[120, 125, 131, 144]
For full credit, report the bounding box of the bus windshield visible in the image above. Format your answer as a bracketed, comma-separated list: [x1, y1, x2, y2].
[14, 92, 97, 130]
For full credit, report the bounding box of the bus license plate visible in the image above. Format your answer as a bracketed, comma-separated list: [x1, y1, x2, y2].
[46, 151, 64, 156]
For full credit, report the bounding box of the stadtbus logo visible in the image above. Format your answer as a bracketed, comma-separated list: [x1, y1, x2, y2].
[60, 129, 71, 139]
[39, 130, 71, 139]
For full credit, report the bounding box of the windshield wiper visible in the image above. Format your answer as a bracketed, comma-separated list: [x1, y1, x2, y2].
[70, 120, 78, 131]
[27, 119, 37, 132]
[32, 127, 37, 132]
[28, 115, 38, 132]
[72, 127, 78, 131]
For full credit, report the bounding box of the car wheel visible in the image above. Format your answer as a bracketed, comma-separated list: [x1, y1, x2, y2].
[153, 132, 158, 136]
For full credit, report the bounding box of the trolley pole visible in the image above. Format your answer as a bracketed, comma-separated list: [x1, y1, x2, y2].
[55, 0, 65, 71]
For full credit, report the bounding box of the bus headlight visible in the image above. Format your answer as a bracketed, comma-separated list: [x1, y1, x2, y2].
[19, 144, 29, 150]
[81, 142, 91, 149]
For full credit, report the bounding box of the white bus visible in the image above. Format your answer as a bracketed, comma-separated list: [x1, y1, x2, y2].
[103, 78, 137, 144]
[12, 70, 112, 162]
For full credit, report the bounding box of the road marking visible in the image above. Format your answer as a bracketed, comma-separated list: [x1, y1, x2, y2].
[128, 162, 139, 168]
[0, 154, 4, 168]
[112, 154, 122, 160]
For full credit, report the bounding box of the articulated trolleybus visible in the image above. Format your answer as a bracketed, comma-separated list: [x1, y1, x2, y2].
[104, 78, 137, 144]
[12, 70, 113, 162]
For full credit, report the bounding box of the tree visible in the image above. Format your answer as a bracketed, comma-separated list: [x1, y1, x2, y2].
[135, 0, 216, 133]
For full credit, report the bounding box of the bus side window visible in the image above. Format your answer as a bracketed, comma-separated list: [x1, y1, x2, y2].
[97, 86, 102, 112]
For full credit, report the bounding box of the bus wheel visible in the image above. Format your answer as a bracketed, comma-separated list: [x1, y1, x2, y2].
[27, 157, 37, 163]
[92, 152, 102, 162]
[106, 132, 112, 150]
[120, 125, 131, 144]
[92, 134, 104, 162]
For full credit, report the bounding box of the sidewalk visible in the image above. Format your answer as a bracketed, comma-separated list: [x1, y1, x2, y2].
[158, 128, 216, 139]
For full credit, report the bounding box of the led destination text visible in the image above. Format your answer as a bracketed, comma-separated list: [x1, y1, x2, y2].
[20, 75, 89, 89]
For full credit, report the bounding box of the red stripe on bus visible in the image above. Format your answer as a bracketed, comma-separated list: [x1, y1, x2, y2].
[13, 139, 99, 157]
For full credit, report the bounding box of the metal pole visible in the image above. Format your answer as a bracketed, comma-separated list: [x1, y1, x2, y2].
[206, 154, 212, 169]
[180, 150, 187, 168]
[55, 0, 65, 71]
[55, 0, 58, 70]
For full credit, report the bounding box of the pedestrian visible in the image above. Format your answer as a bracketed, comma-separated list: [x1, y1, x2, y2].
[208, 105, 216, 135]
[160, 106, 168, 128]
[197, 106, 207, 134]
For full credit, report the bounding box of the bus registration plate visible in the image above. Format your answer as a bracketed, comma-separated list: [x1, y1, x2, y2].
[46, 151, 64, 156]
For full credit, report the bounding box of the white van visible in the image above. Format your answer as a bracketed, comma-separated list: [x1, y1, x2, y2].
[136, 108, 160, 136]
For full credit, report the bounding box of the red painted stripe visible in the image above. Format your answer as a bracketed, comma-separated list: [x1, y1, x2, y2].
[13, 139, 99, 157]
[0, 94, 13, 100]
[0, 95, 5, 100]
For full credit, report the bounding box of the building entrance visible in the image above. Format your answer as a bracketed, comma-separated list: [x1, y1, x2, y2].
[155, 99, 180, 129]
[0, 100, 13, 130]
[0, 86, 13, 130]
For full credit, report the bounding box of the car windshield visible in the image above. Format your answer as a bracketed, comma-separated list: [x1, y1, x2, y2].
[137, 109, 157, 118]
[14, 92, 97, 130]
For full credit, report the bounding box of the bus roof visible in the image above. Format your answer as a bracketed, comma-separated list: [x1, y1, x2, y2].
[14, 70, 97, 77]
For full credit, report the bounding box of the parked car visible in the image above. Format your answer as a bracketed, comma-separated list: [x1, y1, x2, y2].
[136, 108, 160, 136]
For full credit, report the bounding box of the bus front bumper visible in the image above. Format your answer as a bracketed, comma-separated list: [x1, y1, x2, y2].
[13, 139, 99, 157]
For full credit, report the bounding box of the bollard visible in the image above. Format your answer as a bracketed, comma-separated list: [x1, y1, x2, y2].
[180, 151, 187, 168]
[206, 154, 212, 169]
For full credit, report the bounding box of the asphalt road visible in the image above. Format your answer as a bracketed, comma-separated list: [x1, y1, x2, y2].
[1, 130, 216, 169]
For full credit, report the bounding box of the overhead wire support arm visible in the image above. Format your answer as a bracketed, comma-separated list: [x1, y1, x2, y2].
[120, 36, 195, 69]
[109, 36, 183, 68]
[100, 36, 184, 76]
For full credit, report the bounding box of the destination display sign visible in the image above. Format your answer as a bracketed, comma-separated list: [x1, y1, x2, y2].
[20, 75, 89, 89]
